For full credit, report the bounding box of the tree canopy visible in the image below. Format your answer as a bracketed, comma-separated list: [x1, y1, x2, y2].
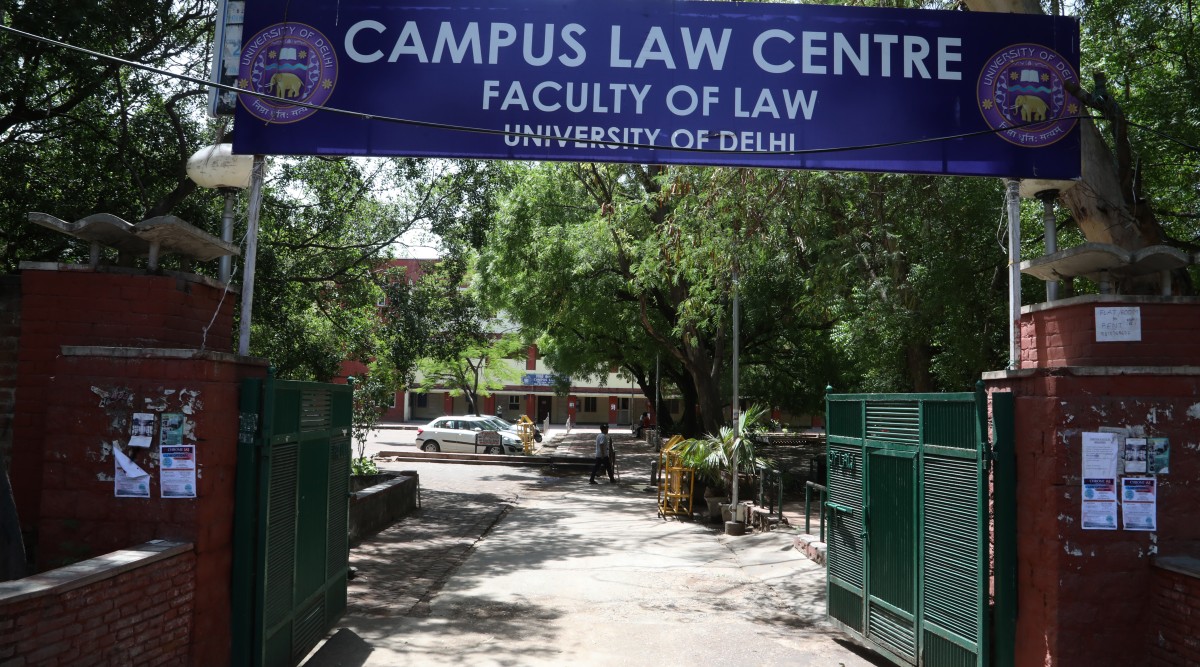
[2, 0, 1197, 437]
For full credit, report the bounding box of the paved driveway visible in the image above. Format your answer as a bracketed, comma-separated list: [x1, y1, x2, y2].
[303, 433, 887, 667]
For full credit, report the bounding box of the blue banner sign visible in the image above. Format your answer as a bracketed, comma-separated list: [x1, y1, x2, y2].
[522, 373, 565, 387]
[232, 0, 1081, 179]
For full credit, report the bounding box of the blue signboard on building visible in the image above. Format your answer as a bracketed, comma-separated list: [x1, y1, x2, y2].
[232, 0, 1080, 179]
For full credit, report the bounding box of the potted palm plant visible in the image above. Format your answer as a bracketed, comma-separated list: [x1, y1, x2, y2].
[674, 404, 772, 527]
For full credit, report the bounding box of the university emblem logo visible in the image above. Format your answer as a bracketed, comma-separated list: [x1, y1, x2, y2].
[238, 23, 338, 124]
[977, 43, 1079, 148]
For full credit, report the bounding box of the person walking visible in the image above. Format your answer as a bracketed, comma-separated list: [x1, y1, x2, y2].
[590, 424, 615, 484]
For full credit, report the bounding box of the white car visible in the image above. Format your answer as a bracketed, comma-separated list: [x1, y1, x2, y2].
[415, 415, 525, 454]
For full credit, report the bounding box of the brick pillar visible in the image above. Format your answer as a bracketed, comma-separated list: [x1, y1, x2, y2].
[9, 264, 263, 667]
[567, 395, 577, 424]
[11, 267, 235, 552]
[984, 297, 1200, 667]
[442, 392, 455, 415]
[608, 395, 618, 425]
[483, 394, 496, 416]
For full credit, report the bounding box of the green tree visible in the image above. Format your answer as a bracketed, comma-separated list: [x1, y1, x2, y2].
[478, 163, 843, 435]
[1, 0, 214, 272]
[968, 0, 1200, 293]
[411, 334, 525, 416]
[383, 259, 526, 415]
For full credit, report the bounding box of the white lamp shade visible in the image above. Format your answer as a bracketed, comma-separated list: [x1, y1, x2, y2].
[186, 144, 253, 189]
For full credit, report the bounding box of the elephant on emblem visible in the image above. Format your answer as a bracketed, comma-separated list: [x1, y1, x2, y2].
[1013, 94, 1049, 122]
[269, 72, 303, 99]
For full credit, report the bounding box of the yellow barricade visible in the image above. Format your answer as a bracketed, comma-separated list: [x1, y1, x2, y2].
[517, 415, 537, 454]
[657, 435, 694, 518]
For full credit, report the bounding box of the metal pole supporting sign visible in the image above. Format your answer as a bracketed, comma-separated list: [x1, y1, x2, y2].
[239, 155, 265, 356]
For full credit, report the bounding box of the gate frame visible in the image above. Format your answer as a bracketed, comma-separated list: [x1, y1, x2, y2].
[824, 385, 998, 667]
[232, 374, 353, 667]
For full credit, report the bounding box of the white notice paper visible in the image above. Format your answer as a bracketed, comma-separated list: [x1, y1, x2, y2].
[1082, 432, 1119, 478]
[1122, 478, 1157, 531]
[1095, 306, 1141, 342]
[160, 444, 197, 498]
[114, 448, 150, 498]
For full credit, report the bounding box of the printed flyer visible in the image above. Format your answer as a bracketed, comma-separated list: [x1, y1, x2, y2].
[1149, 437, 1170, 474]
[1081, 478, 1117, 530]
[160, 444, 197, 498]
[1081, 432, 1119, 478]
[1121, 477, 1157, 531]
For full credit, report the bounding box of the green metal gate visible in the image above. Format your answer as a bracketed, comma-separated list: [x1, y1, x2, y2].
[232, 375, 353, 667]
[825, 389, 991, 667]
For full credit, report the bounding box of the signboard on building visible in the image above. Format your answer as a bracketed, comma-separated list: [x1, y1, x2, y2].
[231, 0, 1081, 178]
[522, 373, 565, 387]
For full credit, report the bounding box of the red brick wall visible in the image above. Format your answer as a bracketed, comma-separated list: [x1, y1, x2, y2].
[1148, 560, 1200, 666]
[987, 372, 1200, 667]
[1021, 298, 1200, 368]
[32, 351, 264, 667]
[0, 542, 195, 667]
[9, 265, 264, 666]
[11, 267, 235, 543]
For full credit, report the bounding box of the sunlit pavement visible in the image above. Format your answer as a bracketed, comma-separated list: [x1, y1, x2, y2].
[303, 431, 886, 667]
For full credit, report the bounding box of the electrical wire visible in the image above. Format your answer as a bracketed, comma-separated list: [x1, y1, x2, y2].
[2, 22, 1197, 157]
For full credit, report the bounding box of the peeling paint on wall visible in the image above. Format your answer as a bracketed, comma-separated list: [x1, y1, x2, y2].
[1146, 406, 1172, 425]
[179, 389, 202, 415]
[1186, 403, 1200, 420]
[90, 385, 204, 475]
[144, 395, 168, 411]
[1057, 513, 1075, 525]
[1064, 543, 1083, 557]
[91, 385, 133, 408]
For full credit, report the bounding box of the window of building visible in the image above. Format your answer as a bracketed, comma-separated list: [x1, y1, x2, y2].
[410, 393, 428, 408]
[508, 395, 521, 410]
[619, 398, 629, 410]
[584, 397, 597, 412]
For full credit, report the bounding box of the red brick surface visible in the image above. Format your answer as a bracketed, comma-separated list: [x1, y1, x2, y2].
[1148, 566, 1200, 666]
[1020, 300, 1200, 368]
[988, 370, 1200, 667]
[8, 267, 267, 666]
[0, 550, 195, 667]
[10, 269, 235, 540]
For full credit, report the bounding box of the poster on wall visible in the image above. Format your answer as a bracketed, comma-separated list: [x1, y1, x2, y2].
[1081, 478, 1117, 530]
[129, 412, 155, 448]
[160, 444, 198, 498]
[1149, 437, 1170, 474]
[114, 448, 151, 498]
[159, 413, 185, 446]
[1121, 477, 1156, 531]
[1081, 432, 1119, 478]
[1122, 437, 1148, 474]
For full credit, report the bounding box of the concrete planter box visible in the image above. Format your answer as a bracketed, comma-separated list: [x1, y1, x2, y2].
[349, 471, 420, 545]
[351, 473, 397, 493]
